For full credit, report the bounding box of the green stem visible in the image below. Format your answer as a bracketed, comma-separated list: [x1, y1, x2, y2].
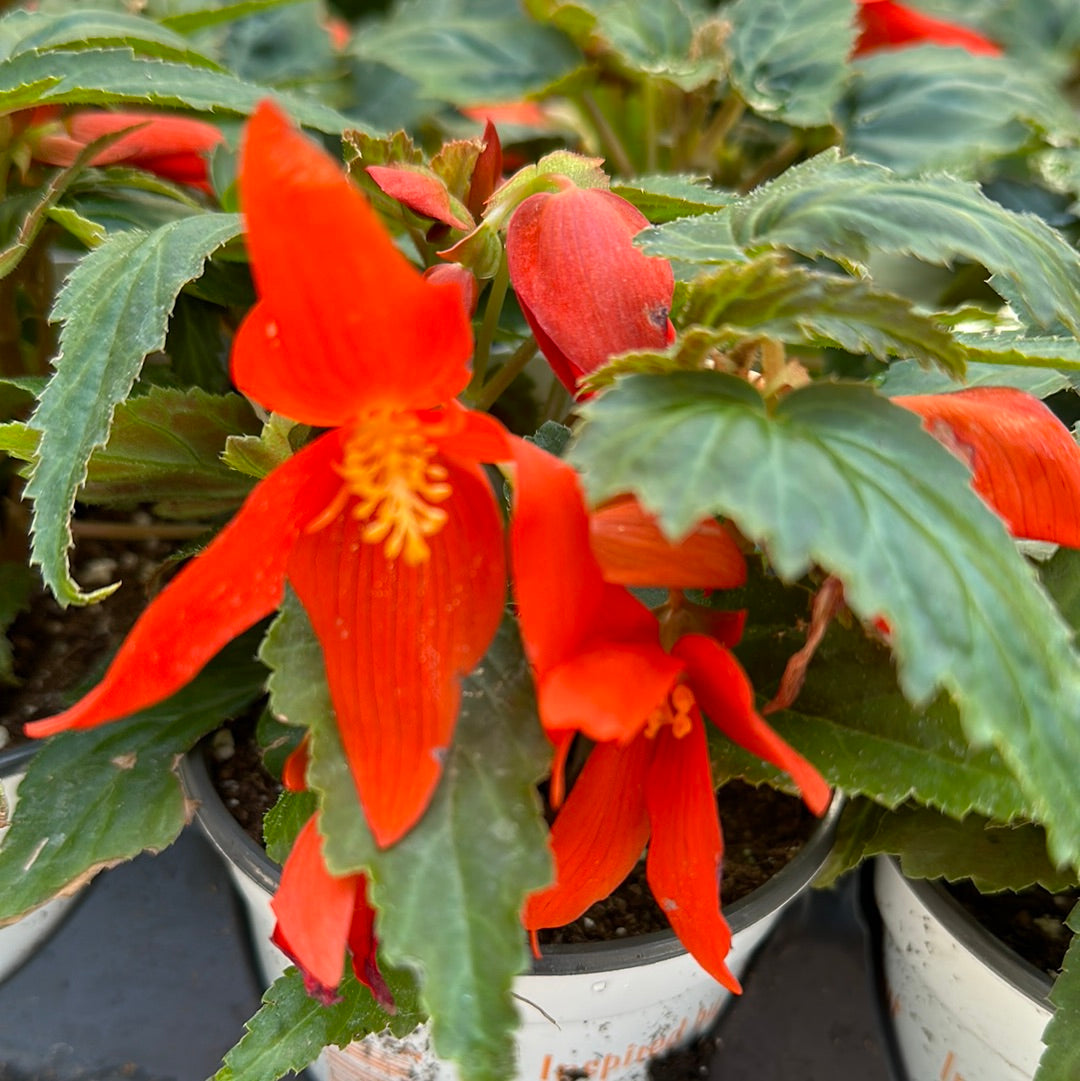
[467, 252, 509, 395]
[739, 134, 803, 194]
[579, 92, 635, 177]
[643, 79, 659, 175]
[694, 95, 746, 170]
[472, 338, 539, 413]
[541, 378, 572, 425]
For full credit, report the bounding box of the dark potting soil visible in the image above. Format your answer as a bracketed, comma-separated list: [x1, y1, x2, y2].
[0, 523, 178, 746]
[945, 879, 1078, 977]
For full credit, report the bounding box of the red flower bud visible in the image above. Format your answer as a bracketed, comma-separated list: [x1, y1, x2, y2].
[506, 186, 674, 395]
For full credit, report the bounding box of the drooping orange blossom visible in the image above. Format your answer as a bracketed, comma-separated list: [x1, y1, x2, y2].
[25, 100, 523, 858]
[510, 438, 832, 993]
[27, 108, 225, 192]
[854, 0, 1002, 57]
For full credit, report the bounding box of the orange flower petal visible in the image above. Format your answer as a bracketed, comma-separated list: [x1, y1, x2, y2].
[366, 164, 473, 231]
[855, 0, 1001, 56]
[25, 433, 342, 739]
[286, 457, 505, 848]
[523, 737, 652, 932]
[235, 101, 473, 424]
[589, 496, 747, 589]
[271, 817, 358, 1001]
[645, 717, 739, 993]
[539, 643, 683, 743]
[896, 387, 1080, 548]
[675, 634, 831, 816]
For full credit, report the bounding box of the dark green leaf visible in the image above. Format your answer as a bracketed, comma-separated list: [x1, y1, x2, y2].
[25, 214, 243, 605]
[731, 153, 1080, 335]
[0, 48, 353, 134]
[726, 0, 855, 127]
[262, 787, 316, 865]
[163, 293, 232, 393]
[612, 174, 732, 223]
[571, 374, 1080, 870]
[877, 358, 1074, 399]
[1041, 913, 1080, 1081]
[349, 0, 580, 105]
[261, 594, 553, 1081]
[159, 0, 310, 35]
[817, 798, 1075, 893]
[214, 966, 425, 1081]
[0, 562, 34, 685]
[2, 8, 223, 68]
[590, 0, 720, 90]
[80, 386, 259, 515]
[677, 256, 967, 374]
[842, 49, 1077, 175]
[0, 633, 266, 924]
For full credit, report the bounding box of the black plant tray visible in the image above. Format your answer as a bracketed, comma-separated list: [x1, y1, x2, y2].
[0, 831, 903, 1081]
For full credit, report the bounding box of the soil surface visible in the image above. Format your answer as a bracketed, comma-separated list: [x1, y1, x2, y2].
[946, 879, 1078, 977]
[0, 523, 177, 745]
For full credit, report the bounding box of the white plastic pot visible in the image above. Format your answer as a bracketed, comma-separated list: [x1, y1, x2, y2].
[183, 749, 842, 1081]
[0, 743, 80, 983]
[874, 857, 1054, 1081]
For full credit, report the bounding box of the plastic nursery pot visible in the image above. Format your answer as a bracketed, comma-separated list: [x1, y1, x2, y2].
[182, 747, 842, 1081]
[0, 742, 80, 983]
[874, 857, 1054, 1081]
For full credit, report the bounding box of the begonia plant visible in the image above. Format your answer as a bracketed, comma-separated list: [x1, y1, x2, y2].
[2, 2, 1080, 1081]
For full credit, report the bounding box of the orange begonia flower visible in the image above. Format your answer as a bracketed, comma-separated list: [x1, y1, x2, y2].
[510, 440, 830, 991]
[26, 101, 516, 851]
[271, 816, 391, 1007]
[854, 0, 1002, 56]
[896, 387, 1080, 548]
[31, 109, 224, 191]
[506, 186, 675, 395]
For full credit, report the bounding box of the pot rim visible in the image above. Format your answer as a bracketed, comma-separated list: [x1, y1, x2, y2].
[0, 742, 37, 780]
[879, 857, 1056, 1005]
[181, 745, 843, 975]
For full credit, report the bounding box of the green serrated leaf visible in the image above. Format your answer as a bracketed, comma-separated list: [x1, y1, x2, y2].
[0, 420, 38, 462]
[612, 174, 732, 223]
[635, 213, 746, 268]
[159, 0, 308, 35]
[1040, 914, 1080, 1081]
[726, 0, 856, 127]
[678, 255, 968, 374]
[80, 385, 259, 514]
[349, 0, 580, 105]
[571, 373, 1080, 870]
[4, 8, 224, 69]
[261, 594, 553, 1081]
[0, 48, 352, 134]
[723, 152, 1080, 336]
[223, 414, 307, 481]
[821, 799, 1073, 893]
[24, 213, 243, 606]
[877, 358, 1075, 399]
[711, 595, 1033, 826]
[589, 0, 718, 90]
[0, 561, 34, 684]
[214, 965, 425, 1081]
[0, 632, 266, 924]
[842, 48, 1078, 176]
[262, 787, 317, 865]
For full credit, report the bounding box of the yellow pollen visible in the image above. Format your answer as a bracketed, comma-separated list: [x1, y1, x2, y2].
[311, 410, 452, 565]
[644, 683, 696, 740]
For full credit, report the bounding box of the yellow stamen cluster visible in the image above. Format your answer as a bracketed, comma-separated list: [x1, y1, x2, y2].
[644, 683, 696, 740]
[309, 410, 452, 565]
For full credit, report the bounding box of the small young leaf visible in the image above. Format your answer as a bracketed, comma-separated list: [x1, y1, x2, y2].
[24, 213, 243, 606]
